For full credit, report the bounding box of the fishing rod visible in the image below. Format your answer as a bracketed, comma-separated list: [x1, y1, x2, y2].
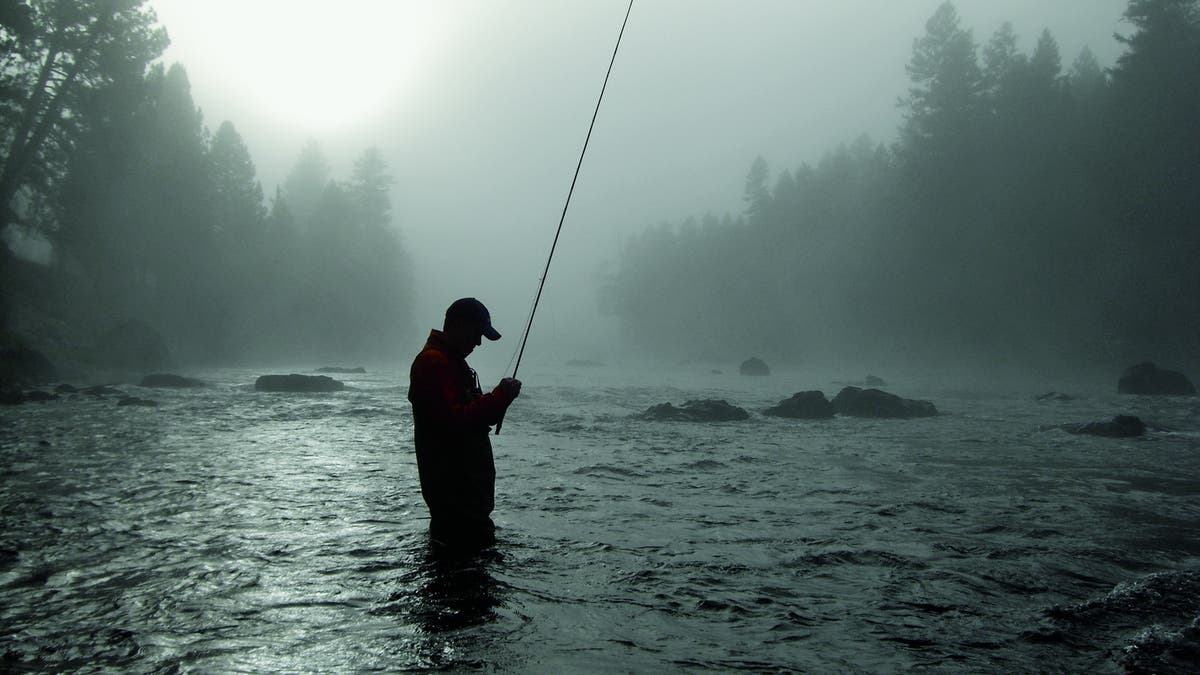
[496, 0, 634, 435]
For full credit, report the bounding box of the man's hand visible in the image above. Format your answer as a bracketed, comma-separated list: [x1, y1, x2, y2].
[497, 377, 522, 399]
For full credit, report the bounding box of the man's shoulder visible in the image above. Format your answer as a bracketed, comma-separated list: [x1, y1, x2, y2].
[413, 346, 448, 366]
[412, 345, 461, 379]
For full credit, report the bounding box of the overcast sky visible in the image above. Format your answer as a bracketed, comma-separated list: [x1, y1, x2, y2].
[149, 0, 1130, 372]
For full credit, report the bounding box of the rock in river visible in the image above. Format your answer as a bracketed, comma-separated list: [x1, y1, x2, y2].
[1059, 415, 1146, 438]
[763, 391, 835, 419]
[255, 374, 345, 392]
[739, 357, 770, 376]
[641, 399, 749, 422]
[315, 367, 366, 374]
[1118, 362, 1195, 396]
[140, 373, 207, 388]
[832, 386, 937, 418]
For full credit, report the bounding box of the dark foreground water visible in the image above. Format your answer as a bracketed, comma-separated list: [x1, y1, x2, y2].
[2, 364, 1200, 672]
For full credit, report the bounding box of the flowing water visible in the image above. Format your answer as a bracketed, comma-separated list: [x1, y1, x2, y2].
[2, 363, 1200, 672]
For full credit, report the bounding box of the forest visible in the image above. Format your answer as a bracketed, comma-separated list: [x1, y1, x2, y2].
[0, 0, 412, 367]
[604, 0, 1200, 373]
[2, 1, 1197, 375]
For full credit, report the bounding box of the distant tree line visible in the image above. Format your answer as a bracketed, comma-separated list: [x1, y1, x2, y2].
[605, 0, 1200, 372]
[1, 0, 412, 364]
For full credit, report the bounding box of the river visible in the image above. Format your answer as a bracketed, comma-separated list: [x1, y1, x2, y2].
[2, 363, 1199, 672]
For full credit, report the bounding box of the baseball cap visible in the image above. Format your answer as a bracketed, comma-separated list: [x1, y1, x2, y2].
[445, 297, 501, 341]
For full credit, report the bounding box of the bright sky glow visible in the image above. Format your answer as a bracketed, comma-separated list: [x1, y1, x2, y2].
[143, 0, 1132, 359]
[151, 0, 452, 133]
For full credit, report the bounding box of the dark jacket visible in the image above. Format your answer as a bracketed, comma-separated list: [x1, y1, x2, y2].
[408, 330, 515, 533]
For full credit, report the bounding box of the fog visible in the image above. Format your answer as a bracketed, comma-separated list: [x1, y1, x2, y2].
[8, 0, 1195, 382]
[143, 1, 1128, 370]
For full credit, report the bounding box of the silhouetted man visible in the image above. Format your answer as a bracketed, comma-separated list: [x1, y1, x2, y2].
[408, 298, 521, 549]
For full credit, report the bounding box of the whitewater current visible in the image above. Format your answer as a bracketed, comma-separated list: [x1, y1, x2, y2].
[2, 363, 1199, 672]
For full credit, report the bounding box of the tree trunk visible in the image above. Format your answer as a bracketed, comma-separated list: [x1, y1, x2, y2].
[0, 42, 60, 222]
[0, 8, 113, 223]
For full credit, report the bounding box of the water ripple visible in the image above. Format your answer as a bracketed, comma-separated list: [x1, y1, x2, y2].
[1, 368, 1199, 671]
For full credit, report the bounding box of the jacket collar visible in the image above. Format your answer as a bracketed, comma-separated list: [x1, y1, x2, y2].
[425, 329, 468, 359]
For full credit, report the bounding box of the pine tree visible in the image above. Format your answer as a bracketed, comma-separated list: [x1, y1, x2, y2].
[742, 155, 770, 224]
[349, 146, 391, 232]
[0, 0, 166, 230]
[209, 121, 265, 239]
[900, 2, 982, 159]
[347, 146, 411, 358]
[1106, 0, 1200, 360]
[282, 139, 330, 230]
[981, 22, 1024, 111]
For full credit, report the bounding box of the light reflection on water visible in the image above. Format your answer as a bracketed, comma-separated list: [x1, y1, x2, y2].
[1, 365, 1199, 671]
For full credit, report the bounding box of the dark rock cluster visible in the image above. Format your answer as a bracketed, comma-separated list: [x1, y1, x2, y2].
[1057, 415, 1146, 438]
[255, 374, 345, 392]
[0, 380, 161, 407]
[643, 387, 940, 422]
[739, 357, 770, 376]
[641, 399, 750, 422]
[140, 373, 207, 388]
[1118, 362, 1195, 396]
[830, 386, 937, 418]
[763, 390, 835, 419]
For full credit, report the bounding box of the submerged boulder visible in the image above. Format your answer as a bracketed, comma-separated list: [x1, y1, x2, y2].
[23, 390, 59, 403]
[1118, 363, 1195, 396]
[140, 373, 207, 388]
[314, 366, 366, 374]
[739, 357, 770, 376]
[763, 390, 835, 419]
[1036, 392, 1074, 402]
[118, 396, 158, 407]
[832, 386, 937, 418]
[1060, 415, 1145, 438]
[255, 374, 345, 392]
[641, 399, 749, 422]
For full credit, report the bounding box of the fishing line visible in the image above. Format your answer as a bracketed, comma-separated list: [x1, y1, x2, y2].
[504, 290, 540, 375]
[497, 0, 634, 434]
